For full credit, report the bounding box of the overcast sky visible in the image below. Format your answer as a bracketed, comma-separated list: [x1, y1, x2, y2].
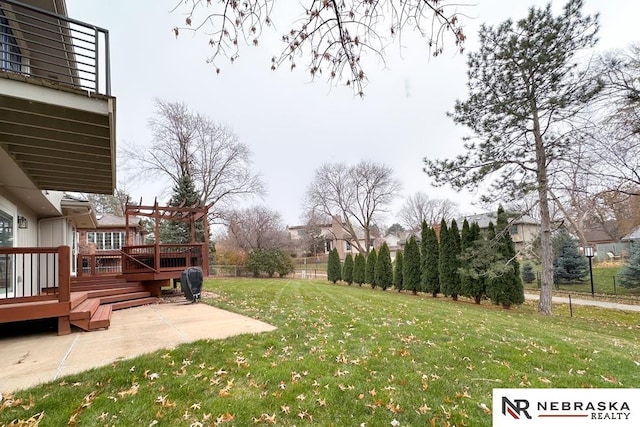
[67, 0, 639, 227]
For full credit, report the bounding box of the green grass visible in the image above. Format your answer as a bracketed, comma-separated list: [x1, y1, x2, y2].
[2, 278, 639, 426]
[524, 265, 640, 298]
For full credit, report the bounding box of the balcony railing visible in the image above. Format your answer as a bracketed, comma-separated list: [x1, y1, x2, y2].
[78, 252, 122, 277]
[0, 0, 111, 95]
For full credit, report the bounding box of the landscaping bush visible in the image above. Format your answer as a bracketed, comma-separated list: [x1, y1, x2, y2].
[618, 242, 640, 288]
[327, 248, 342, 283]
[522, 262, 536, 284]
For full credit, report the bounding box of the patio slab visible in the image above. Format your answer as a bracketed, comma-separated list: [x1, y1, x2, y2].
[0, 302, 276, 392]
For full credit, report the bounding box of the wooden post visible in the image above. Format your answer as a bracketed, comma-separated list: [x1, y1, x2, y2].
[57, 246, 72, 335]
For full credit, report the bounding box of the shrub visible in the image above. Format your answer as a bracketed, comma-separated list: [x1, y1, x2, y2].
[393, 251, 404, 291]
[343, 253, 354, 285]
[375, 242, 393, 290]
[365, 248, 377, 288]
[521, 262, 535, 284]
[618, 242, 640, 289]
[327, 248, 342, 284]
[353, 253, 366, 286]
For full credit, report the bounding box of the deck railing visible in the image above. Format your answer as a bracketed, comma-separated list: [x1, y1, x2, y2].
[121, 244, 205, 275]
[0, 246, 70, 304]
[77, 252, 122, 277]
[0, 0, 111, 95]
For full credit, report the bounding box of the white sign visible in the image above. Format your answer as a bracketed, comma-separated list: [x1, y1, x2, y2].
[493, 388, 640, 427]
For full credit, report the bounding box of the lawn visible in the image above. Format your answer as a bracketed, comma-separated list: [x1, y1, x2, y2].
[524, 265, 640, 298]
[1, 278, 639, 426]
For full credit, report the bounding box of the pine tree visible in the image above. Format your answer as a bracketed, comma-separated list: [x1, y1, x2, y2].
[376, 242, 393, 290]
[403, 236, 421, 295]
[486, 206, 525, 308]
[521, 262, 535, 284]
[448, 219, 462, 300]
[160, 174, 204, 244]
[553, 229, 588, 283]
[459, 221, 489, 304]
[420, 220, 429, 293]
[438, 219, 451, 297]
[353, 253, 366, 286]
[327, 248, 342, 284]
[393, 251, 404, 291]
[365, 248, 378, 288]
[422, 226, 440, 297]
[343, 253, 354, 285]
[440, 219, 461, 300]
[459, 219, 473, 297]
[618, 242, 640, 288]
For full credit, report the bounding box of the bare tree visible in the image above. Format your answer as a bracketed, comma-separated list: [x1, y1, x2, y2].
[398, 192, 457, 232]
[224, 205, 290, 252]
[84, 186, 132, 216]
[305, 160, 401, 254]
[171, 1, 468, 95]
[122, 99, 265, 223]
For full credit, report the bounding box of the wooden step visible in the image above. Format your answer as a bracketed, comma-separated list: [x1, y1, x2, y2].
[70, 291, 89, 310]
[111, 297, 158, 311]
[71, 281, 142, 292]
[89, 304, 112, 330]
[70, 298, 100, 320]
[99, 291, 151, 305]
[85, 286, 146, 299]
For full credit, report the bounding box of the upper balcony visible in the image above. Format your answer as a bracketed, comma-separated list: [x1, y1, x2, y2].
[0, 0, 115, 200]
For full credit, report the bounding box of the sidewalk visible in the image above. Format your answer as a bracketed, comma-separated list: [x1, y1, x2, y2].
[0, 302, 276, 393]
[525, 292, 640, 312]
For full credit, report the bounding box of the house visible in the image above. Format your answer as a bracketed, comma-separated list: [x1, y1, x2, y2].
[0, 1, 208, 335]
[622, 225, 640, 242]
[460, 212, 540, 254]
[288, 215, 375, 260]
[77, 213, 147, 275]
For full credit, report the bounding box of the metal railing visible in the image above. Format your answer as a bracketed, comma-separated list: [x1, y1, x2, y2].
[0, 246, 70, 303]
[0, 0, 111, 95]
[77, 252, 122, 277]
[121, 244, 205, 274]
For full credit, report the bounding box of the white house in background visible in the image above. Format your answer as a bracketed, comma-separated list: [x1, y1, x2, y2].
[460, 212, 540, 254]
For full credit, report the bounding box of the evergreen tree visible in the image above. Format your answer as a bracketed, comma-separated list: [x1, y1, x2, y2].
[521, 262, 536, 284]
[353, 253, 366, 286]
[486, 206, 525, 308]
[365, 248, 378, 288]
[459, 222, 489, 304]
[440, 219, 461, 300]
[553, 229, 588, 283]
[376, 242, 393, 290]
[459, 219, 473, 297]
[160, 174, 204, 243]
[422, 226, 440, 297]
[327, 248, 342, 284]
[343, 253, 354, 285]
[618, 242, 640, 288]
[393, 251, 404, 292]
[448, 219, 462, 300]
[420, 220, 429, 292]
[403, 236, 421, 295]
[438, 219, 451, 297]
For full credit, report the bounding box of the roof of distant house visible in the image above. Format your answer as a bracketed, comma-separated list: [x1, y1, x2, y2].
[92, 213, 142, 228]
[459, 212, 539, 228]
[622, 225, 640, 242]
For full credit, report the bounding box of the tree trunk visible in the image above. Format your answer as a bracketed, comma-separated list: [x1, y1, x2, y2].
[533, 111, 553, 315]
[474, 295, 481, 304]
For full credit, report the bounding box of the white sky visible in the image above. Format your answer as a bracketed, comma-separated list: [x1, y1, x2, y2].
[67, 0, 640, 227]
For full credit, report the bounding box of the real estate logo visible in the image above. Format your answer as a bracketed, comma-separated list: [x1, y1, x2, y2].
[493, 389, 639, 427]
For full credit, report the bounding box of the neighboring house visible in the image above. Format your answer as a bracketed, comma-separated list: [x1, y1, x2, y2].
[622, 225, 640, 242]
[0, 0, 116, 333]
[77, 213, 146, 275]
[288, 215, 374, 260]
[460, 212, 540, 254]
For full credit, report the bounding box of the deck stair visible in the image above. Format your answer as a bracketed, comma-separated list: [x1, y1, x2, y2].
[69, 276, 159, 331]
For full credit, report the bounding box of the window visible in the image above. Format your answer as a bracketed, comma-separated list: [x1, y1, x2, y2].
[509, 225, 518, 235]
[0, 210, 13, 293]
[345, 241, 352, 251]
[87, 232, 126, 250]
[1, 11, 22, 72]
